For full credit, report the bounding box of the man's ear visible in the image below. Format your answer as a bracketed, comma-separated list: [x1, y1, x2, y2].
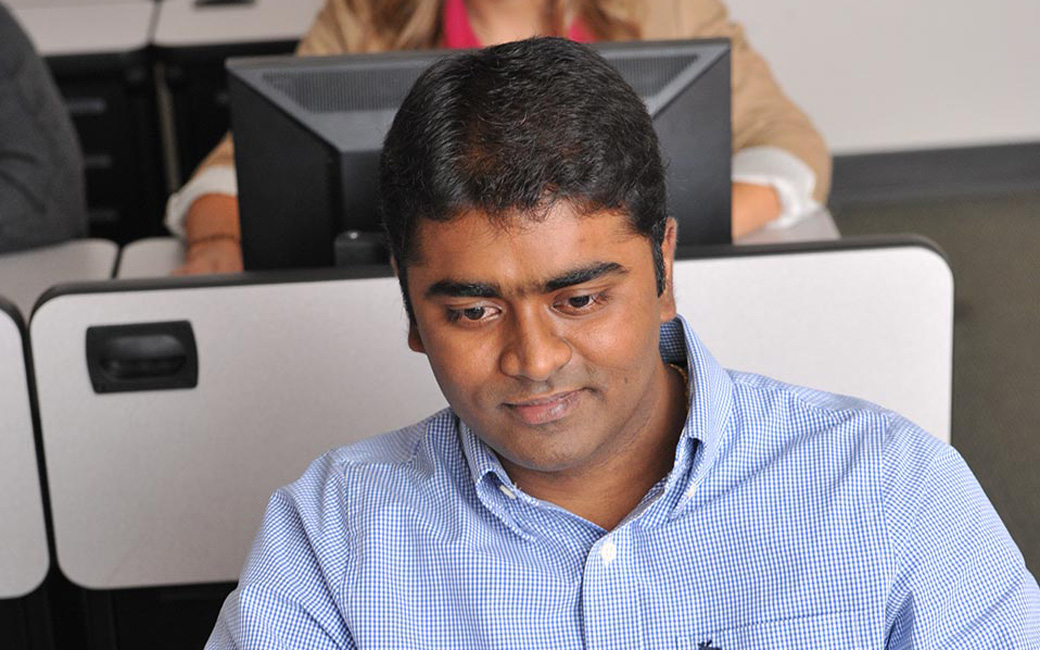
[407, 322, 426, 354]
[659, 218, 678, 322]
[392, 256, 427, 354]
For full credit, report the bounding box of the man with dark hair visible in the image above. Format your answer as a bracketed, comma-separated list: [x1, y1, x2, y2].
[207, 38, 1038, 648]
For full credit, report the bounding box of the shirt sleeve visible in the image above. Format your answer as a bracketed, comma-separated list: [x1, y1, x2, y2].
[731, 146, 819, 228]
[881, 418, 1040, 648]
[205, 453, 356, 650]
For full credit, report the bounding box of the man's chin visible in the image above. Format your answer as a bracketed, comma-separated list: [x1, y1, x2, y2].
[491, 435, 603, 476]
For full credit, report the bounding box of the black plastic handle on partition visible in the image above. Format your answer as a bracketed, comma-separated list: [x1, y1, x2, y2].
[86, 321, 199, 393]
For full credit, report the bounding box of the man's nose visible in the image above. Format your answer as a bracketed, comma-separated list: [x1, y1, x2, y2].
[499, 308, 572, 383]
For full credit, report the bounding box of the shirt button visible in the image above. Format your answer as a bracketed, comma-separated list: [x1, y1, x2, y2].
[499, 485, 517, 500]
[600, 538, 617, 566]
[686, 482, 699, 499]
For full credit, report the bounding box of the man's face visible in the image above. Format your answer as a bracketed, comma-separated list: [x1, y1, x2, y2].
[404, 203, 677, 477]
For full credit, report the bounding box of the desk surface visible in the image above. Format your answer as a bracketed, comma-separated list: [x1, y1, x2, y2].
[117, 237, 187, 279]
[154, 0, 323, 48]
[6, 0, 151, 7]
[738, 207, 841, 245]
[0, 239, 119, 319]
[12, 1, 154, 57]
[121, 210, 840, 279]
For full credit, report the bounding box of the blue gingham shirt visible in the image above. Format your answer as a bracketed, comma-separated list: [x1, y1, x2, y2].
[207, 317, 1040, 648]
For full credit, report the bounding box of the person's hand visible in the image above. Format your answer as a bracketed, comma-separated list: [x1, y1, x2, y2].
[731, 182, 781, 240]
[171, 193, 243, 276]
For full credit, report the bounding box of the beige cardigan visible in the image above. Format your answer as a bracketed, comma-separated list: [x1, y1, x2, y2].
[193, 0, 831, 204]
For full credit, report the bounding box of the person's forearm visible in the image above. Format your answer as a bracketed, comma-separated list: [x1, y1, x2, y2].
[731, 182, 781, 240]
[185, 194, 240, 245]
[171, 194, 243, 275]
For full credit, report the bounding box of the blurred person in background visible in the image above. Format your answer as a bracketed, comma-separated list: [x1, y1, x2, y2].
[166, 0, 831, 274]
[0, 1, 87, 254]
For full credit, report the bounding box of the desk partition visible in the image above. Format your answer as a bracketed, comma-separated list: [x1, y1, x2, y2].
[0, 298, 52, 650]
[675, 238, 953, 439]
[0, 299, 49, 601]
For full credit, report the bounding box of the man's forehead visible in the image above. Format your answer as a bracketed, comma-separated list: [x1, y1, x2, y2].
[408, 204, 641, 263]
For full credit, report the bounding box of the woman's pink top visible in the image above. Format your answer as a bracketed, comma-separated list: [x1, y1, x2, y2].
[442, 0, 593, 48]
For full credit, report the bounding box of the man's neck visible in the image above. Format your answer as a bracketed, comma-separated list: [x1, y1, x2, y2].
[499, 361, 689, 530]
[465, 0, 550, 45]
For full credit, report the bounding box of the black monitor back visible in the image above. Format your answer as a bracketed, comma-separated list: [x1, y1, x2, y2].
[229, 39, 731, 270]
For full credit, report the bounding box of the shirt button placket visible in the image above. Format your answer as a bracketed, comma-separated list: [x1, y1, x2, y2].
[600, 537, 617, 566]
[581, 532, 641, 649]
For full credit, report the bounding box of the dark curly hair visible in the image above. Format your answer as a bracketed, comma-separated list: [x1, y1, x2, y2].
[379, 36, 667, 316]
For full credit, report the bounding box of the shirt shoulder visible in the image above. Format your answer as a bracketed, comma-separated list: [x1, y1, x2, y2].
[727, 368, 908, 439]
[328, 408, 455, 468]
[727, 369, 956, 495]
[725, 371, 1039, 643]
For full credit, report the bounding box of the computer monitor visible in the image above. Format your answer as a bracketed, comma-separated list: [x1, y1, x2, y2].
[228, 39, 732, 271]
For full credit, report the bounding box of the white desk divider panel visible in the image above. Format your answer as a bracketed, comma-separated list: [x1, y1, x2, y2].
[30, 236, 952, 590]
[674, 238, 953, 441]
[737, 206, 841, 245]
[0, 299, 50, 600]
[32, 268, 448, 590]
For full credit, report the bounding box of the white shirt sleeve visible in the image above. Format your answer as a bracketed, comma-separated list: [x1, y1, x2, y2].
[163, 165, 238, 239]
[732, 146, 819, 229]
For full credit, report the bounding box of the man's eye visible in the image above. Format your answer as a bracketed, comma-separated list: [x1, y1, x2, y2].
[558, 293, 605, 314]
[446, 305, 499, 323]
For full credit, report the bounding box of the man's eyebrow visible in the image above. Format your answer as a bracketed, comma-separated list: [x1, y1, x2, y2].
[544, 262, 627, 292]
[424, 280, 502, 299]
[423, 262, 626, 300]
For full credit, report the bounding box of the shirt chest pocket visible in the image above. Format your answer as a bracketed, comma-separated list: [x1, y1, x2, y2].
[680, 609, 873, 650]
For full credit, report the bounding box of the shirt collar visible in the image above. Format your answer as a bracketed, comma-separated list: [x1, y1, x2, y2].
[457, 315, 734, 497]
[459, 417, 510, 488]
[660, 315, 733, 492]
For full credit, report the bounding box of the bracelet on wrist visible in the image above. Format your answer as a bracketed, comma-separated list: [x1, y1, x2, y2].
[189, 233, 240, 247]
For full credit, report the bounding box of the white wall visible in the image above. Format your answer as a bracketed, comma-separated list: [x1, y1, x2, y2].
[726, 0, 1040, 154]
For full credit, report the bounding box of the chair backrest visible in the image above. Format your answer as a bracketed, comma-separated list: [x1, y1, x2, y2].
[29, 236, 952, 591]
[0, 298, 49, 601]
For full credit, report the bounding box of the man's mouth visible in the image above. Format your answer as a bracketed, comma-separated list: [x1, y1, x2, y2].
[505, 389, 584, 426]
